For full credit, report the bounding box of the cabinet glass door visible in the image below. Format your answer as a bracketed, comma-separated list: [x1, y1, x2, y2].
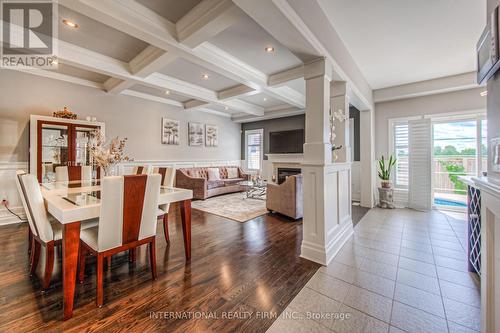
[40, 123, 69, 183]
[75, 126, 99, 178]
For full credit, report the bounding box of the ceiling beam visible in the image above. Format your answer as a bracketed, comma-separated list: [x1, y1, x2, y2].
[11, 68, 104, 90]
[129, 45, 178, 78]
[60, 0, 305, 109]
[268, 65, 304, 87]
[121, 89, 184, 108]
[176, 0, 243, 48]
[373, 72, 480, 103]
[103, 77, 134, 94]
[217, 84, 258, 100]
[53, 39, 264, 115]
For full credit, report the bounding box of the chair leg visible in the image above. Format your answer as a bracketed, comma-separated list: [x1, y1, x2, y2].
[42, 241, 55, 290]
[149, 240, 157, 280]
[78, 245, 86, 284]
[30, 240, 41, 276]
[96, 254, 104, 307]
[28, 228, 33, 256]
[162, 214, 170, 244]
[128, 249, 136, 262]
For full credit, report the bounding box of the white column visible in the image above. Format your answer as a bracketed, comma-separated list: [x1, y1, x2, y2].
[360, 109, 375, 208]
[301, 58, 353, 265]
[330, 81, 351, 162]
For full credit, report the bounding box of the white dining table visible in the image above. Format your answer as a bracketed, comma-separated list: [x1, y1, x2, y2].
[40, 180, 193, 320]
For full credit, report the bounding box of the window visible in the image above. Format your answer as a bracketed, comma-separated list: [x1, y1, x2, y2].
[245, 129, 263, 171]
[393, 121, 409, 189]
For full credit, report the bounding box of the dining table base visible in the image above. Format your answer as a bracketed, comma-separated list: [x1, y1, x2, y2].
[62, 221, 81, 320]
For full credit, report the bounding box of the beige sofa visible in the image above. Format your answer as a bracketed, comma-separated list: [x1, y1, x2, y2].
[266, 174, 303, 219]
[176, 166, 250, 200]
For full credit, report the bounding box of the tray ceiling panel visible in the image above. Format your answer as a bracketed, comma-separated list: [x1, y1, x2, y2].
[135, 0, 202, 23]
[58, 6, 148, 62]
[210, 14, 302, 75]
[51, 63, 110, 83]
[129, 84, 190, 103]
[159, 58, 240, 91]
[240, 93, 286, 108]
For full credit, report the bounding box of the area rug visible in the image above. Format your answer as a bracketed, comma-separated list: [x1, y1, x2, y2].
[191, 193, 268, 222]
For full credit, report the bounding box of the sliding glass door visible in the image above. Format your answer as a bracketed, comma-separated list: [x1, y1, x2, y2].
[432, 116, 487, 209]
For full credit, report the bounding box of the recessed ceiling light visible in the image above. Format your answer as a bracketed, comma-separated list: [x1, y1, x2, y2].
[62, 19, 79, 29]
[165, 90, 170, 95]
[224, 106, 229, 110]
[480, 90, 488, 97]
[265, 46, 275, 53]
[202, 74, 209, 80]
[263, 97, 267, 101]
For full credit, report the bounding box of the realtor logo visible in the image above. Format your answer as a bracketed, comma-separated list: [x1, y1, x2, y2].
[1, 0, 58, 68]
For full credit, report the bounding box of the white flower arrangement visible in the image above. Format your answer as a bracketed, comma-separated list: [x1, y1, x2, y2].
[89, 130, 132, 175]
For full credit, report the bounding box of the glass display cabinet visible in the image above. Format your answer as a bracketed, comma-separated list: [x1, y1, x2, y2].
[29, 115, 105, 183]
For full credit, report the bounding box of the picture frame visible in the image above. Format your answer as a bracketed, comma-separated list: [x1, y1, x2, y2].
[162, 118, 180, 145]
[188, 122, 204, 146]
[205, 124, 218, 147]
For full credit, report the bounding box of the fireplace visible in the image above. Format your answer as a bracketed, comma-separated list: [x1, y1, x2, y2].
[277, 167, 301, 184]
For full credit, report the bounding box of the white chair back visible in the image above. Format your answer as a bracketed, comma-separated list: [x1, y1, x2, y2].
[97, 174, 161, 251]
[15, 172, 54, 242]
[55, 165, 92, 182]
[153, 167, 175, 213]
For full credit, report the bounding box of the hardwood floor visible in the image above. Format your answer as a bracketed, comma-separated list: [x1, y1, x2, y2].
[0, 204, 320, 333]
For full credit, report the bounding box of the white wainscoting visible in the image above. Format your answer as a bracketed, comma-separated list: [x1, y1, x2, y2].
[0, 159, 241, 226]
[0, 162, 28, 225]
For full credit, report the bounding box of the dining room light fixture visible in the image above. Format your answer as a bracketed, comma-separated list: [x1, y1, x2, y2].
[62, 19, 79, 29]
[202, 74, 209, 80]
[265, 46, 275, 53]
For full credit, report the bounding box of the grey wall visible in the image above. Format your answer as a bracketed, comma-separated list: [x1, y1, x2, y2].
[240, 109, 361, 161]
[240, 114, 305, 160]
[374, 87, 486, 158]
[0, 70, 241, 163]
[487, 0, 500, 179]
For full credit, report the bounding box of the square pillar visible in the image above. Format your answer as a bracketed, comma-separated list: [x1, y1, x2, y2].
[301, 58, 353, 265]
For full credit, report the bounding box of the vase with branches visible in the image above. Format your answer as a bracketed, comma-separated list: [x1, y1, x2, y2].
[378, 155, 397, 188]
[89, 130, 132, 176]
[329, 108, 349, 161]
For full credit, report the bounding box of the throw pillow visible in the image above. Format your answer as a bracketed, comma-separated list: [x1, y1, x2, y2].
[227, 167, 239, 179]
[207, 168, 220, 180]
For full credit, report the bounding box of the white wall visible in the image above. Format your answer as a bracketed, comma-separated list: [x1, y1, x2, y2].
[375, 87, 486, 158]
[0, 69, 241, 224]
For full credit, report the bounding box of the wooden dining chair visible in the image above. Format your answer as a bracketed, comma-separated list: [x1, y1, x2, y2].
[132, 165, 150, 175]
[55, 165, 92, 182]
[153, 167, 175, 243]
[14, 171, 97, 290]
[78, 174, 161, 307]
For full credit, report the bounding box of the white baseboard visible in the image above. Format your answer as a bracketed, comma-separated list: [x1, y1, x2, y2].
[0, 206, 26, 225]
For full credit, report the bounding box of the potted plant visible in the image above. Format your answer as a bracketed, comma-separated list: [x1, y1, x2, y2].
[378, 155, 396, 188]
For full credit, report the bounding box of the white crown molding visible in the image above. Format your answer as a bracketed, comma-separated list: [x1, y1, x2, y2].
[373, 72, 480, 103]
[232, 107, 304, 123]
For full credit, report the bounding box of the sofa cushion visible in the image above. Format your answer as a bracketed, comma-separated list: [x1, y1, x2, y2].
[220, 178, 243, 186]
[207, 180, 224, 189]
[207, 168, 220, 180]
[227, 167, 239, 179]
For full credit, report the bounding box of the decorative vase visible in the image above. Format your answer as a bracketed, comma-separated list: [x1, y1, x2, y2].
[378, 187, 395, 209]
[381, 180, 392, 189]
[103, 165, 116, 177]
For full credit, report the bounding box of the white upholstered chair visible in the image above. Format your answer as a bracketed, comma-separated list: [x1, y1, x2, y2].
[14, 171, 97, 290]
[55, 165, 92, 182]
[78, 174, 161, 306]
[153, 167, 175, 243]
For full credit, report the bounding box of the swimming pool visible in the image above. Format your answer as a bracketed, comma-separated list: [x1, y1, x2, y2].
[434, 198, 467, 207]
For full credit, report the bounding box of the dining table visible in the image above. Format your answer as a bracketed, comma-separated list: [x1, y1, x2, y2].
[40, 179, 193, 320]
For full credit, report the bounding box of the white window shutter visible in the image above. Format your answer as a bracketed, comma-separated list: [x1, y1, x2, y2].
[408, 118, 432, 211]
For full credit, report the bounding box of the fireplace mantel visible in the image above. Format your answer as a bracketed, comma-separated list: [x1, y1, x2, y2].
[265, 153, 304, 163]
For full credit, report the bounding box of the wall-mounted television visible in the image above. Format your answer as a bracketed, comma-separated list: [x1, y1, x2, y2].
[269, 129, 304, 154]
[477, 6, 500, 84]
